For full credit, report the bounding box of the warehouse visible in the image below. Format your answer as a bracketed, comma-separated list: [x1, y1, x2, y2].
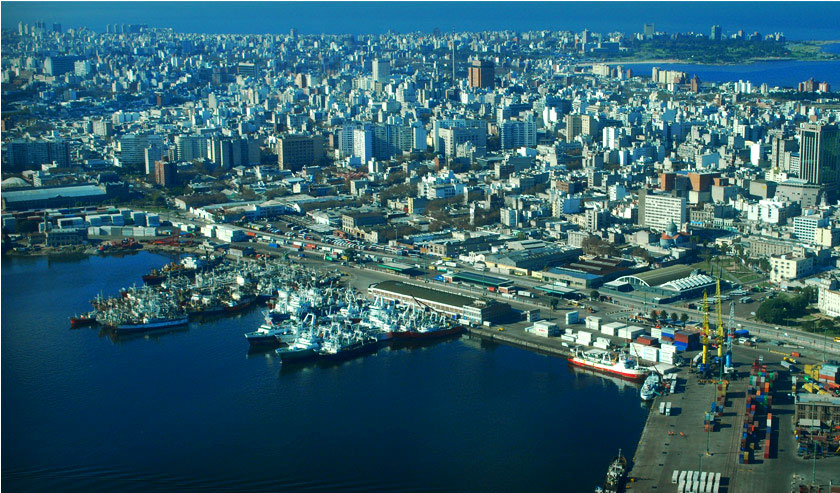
[368, 280, 511, 324]
[601, 264, 716, 303]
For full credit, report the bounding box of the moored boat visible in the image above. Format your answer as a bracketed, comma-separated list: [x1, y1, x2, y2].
[569, 347, 648, 381]
[597, 449, 627, 493]
[114, 315, 189, 333]
[70, 312, 98, 328]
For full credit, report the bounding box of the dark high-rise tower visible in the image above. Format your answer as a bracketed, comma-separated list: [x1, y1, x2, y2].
[711, 25, 722, 41]
[798, 123, 840, 195]
[468, 60, 495, 89]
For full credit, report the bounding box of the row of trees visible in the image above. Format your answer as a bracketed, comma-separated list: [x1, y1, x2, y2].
[651, 309, 690, 323]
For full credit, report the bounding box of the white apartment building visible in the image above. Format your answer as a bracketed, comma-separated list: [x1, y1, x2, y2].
[793, 213, 829, 244]
[770, 253, 815, 284]
[818, 287, 840, 318]
[642, 194, 686, 231]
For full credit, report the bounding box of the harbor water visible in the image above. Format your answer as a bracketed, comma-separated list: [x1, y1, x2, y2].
[619, 60, 840, 88]
[2, 252, 648, 491]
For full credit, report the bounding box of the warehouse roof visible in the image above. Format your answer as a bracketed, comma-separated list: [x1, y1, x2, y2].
[617, 265, 697, 288]
[370, 280, 478, 308]
[2, 184, 106, 203]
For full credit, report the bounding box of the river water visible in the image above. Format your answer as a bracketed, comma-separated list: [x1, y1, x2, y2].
[1, 251, 648, 492]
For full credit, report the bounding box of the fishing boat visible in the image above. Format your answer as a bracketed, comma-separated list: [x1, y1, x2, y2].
[569, 347, 649, 381]
[640, 373, 661, 401]
[69, 312, 98, 328]
[595, 449, 627, 493]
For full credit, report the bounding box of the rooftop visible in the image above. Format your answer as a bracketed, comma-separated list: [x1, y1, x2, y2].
[370, 280, 479, 308]
[625, 265, 698, 287]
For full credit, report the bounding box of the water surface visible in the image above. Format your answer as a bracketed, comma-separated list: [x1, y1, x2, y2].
[2, 252, 648, 491]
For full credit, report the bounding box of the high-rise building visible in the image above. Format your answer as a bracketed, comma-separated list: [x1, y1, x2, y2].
[144, 145, 163, 175]
[467, 59, 495, 89]
[639, 192, 686, 231]
[44, 56, 79, 76]
[5, 139, 71, 171]
[154, 160, 177, 188]
[372, 58, 390, 83]
[353, 126, 373, 164]
[644, 23, 655, 39]
[798, 124, 840, 192]
[175, 135, 207, 162]
[711, 25, 722, 41]
[277, 135, 324, 171]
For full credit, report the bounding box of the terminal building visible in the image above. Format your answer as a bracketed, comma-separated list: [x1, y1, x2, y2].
[600, 264, 716, 303]
[368, 280, 512, 324]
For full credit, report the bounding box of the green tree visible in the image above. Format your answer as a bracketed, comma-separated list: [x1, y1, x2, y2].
[680, 313, 689, 323]
[671, 312, 679, 321]
[589, 290, 599, 301]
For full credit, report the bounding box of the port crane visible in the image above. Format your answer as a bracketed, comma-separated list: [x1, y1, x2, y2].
[700, 290, 709, 373]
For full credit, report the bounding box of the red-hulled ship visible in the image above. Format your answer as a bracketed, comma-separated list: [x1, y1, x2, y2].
[69, 313, 98, 328]
[568, 347, 649, 382]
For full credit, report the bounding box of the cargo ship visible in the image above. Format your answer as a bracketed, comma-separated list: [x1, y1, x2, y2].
[569, 347, 649, 381]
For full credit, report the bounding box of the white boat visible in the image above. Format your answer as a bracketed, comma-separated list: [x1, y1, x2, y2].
[569, 347, 649, 381]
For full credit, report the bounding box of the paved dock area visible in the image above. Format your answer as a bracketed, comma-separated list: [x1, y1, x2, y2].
[628, 347, 840, 493]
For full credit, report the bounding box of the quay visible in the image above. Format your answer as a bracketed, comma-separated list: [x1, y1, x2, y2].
[465, 323, 840, 493]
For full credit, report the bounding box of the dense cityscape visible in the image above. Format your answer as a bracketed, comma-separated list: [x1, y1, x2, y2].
[2, 6, 840, 493]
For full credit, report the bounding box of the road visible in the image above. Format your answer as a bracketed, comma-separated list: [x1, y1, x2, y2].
[157, 211, 840, 357]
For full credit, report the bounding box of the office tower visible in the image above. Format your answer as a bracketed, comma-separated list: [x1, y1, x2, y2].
[644, 23, 655, 39]
[468, 59, 495, 89]
[639, 191, 687, 231]
[175, 134, 207, 162]
[500, 116, 537, 150]
[353, 126, 374, 163]
[585, 208, 609, 232]
[154, 160, 177, 188]
[581, 29, 591, 44]
[711, 25, 722, 41]
[144, 145, 163, 175]
[277, 135, 324, 171]
[770, 136, 797, 170]
[798, 124, 840, 190]
[372, 58, 390, 83]
[44, 56, 78, 76]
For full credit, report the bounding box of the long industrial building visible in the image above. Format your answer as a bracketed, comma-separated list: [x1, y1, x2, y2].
[368, 280, 511, 324]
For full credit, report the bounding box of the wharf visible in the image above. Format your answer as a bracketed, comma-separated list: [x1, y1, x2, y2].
[465, 325, 573, 359]
[627, 347, 840, 493]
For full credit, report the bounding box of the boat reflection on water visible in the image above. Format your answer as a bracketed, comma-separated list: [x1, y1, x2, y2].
[99, 324, 190, 344]
[385, 333, 463, 352]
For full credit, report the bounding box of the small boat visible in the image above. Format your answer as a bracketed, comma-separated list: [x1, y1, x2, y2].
[596, 449, 627, 493]
[640, 373, 661, 401]
[70, 312, 98, 328]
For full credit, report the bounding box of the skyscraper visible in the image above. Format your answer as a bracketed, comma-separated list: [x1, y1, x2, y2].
[711, 25, 722, 41]
[798, 124, 840, 193]
[467, 59, 495, 89]
[644, 23, 655, 39]
[372, 58, 390, 83]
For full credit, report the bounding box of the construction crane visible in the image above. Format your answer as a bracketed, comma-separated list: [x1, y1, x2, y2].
[716, 279, 724, 360]
[701, 290, 709, 372]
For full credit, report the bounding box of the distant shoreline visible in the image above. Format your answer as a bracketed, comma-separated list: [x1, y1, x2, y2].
[595, 57, 840, 67]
